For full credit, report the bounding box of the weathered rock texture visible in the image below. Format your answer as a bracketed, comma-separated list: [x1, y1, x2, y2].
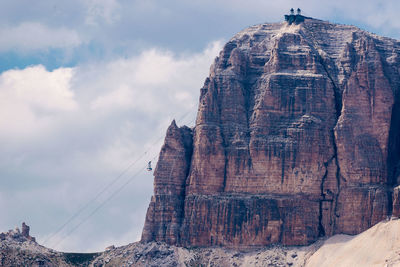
[142, 16, 400, 248]
[0, 224, 99, 267]
[0, 223, 36, 243]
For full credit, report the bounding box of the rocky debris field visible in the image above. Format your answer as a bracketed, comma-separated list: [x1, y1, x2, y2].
[90, 241, 318, 267]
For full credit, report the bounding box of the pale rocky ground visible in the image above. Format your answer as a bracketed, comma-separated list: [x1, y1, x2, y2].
[89, 240, 318, 267]
[306, 218, 400, 267]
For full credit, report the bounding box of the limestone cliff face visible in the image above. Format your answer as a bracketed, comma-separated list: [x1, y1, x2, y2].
[141, 120, 192, 244]
[142, 17, 400, 248]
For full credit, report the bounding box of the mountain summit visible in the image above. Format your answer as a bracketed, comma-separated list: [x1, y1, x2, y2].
[141, 16, 400, 248]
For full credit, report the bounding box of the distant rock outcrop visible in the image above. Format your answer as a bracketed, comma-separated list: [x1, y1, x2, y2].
[0, 224, 100, 267]
[0, 222, 36, 243]
[142, 17, 400, 248]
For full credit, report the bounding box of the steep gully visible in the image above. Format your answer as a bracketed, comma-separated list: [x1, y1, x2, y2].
[387, 77, 400, 215]
[309, 31, 400, 235]
[301, 30, 343, 238]
[317, 58, 341, 237]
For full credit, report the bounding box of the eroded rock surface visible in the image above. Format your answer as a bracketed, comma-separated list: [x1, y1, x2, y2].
[0, 223, 100, 267]
[90, 241, 315, 267]
[142, 17, 400, 248]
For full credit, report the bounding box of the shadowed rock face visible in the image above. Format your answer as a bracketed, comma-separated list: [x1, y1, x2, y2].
[142, 17, 400, 248]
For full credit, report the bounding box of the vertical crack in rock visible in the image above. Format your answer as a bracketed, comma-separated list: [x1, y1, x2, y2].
[219, 114, 229, 193]
[368, 188, 377, 226]
[222, 149, 228, 191]
[179, 127, 194, 243]
[316, 58, 342, 118]
[318, 161, 329, 237]
[332, 137, 341, 220]
[243, 79, 254, 172]
[214, 74, 229, 192]
[374, 43, 400, 217]
[314, 50, 343, 235]
[281, 152, 286, 184]
[299, 27, 344, 231]
[278, 205, 286, 243]
[387, 96, 400, 216]
[322, 62, 343, 226]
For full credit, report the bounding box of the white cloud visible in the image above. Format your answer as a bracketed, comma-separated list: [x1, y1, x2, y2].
[89, 41, 222, 113]
[0, 22, 82, 52]
[0, 65, 77, 140]
[90, 86, 134, 110]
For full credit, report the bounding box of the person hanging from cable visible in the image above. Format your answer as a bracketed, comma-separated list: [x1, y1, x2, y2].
[147, 161, 152, 171]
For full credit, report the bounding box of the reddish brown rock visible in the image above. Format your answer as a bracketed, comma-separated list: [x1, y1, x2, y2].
[334, 186, 389, 234]
[392, 186, 400, 218]
[141, 120, 192, 244]
[142, 16, 400, 248]
[179, 195, 320, 248]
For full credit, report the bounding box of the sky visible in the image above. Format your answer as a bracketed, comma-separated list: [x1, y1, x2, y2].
[1, 0, 400, 253]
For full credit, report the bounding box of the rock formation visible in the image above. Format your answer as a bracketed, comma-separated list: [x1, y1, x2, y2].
[0, 222, 36, 243]
[0, 224, 100, 267]
[142, 16, 400, 248]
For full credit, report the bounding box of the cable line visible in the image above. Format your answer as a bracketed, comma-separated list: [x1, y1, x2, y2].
[43, 135, 164, 247]
[44, 107, 197, 249]
[53, 157, 155, 249]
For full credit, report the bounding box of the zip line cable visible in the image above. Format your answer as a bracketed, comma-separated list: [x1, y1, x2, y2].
[52, 114, 197, 248]
[43, 147, 153, 245]
[44, 107, 197, 248]
[42, 135, 164, 247]
[52, 155, 156, 249]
